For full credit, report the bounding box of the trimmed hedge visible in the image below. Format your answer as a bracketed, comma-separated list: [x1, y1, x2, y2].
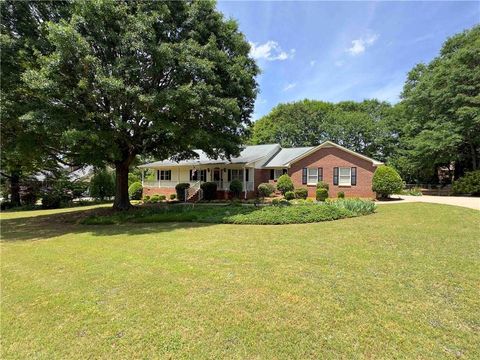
[276, 174, 294, 195]
[294, 187, 308, 199]
[175, 183, 190, 202]
[316, 188, 328, 201]
[337, 191, 345, 199]
[258, 183, 275, 197]
[128, 182, 143, 200]
[284, 191, 295, 200]
[200, 182, 218, 200]
[317, 181, 329, 190]
[169, 193, 176, 200]
[372, 165, 403, 198]
[230, 179, 242, 198]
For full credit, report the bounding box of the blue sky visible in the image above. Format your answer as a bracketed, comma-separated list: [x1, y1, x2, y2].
[217, 1, 479, 120]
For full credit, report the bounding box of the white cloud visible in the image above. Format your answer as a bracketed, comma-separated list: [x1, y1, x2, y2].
[310, 60, 316, 67]
[347, 34, 378, 56]
[249, 41, 295, 61]
[283, 83, 297, 91]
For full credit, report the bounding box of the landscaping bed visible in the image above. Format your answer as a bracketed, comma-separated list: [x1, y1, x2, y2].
[81, 199, 376, 225]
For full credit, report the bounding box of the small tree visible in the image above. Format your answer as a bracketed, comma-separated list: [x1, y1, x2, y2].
[229, 179, 243, 198]
[276, 174, 294, 195]
[372, 165, 403, 198]
[317, 181, 329, 190]
[90, 169, 115, 200]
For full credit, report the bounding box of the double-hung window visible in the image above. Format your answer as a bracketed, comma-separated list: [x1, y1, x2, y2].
[230, 169, 243, 182]
[338, 167, 351, 186]
[158, 170, 171, 181]
[307, 168, 318, 185]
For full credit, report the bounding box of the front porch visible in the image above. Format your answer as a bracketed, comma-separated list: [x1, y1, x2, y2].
[141, 165, 256, 199]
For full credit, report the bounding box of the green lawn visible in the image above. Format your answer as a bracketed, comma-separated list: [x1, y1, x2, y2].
[1, 203, 479, 359]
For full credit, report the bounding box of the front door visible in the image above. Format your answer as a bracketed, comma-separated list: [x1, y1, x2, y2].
[213, 168, 222, 182]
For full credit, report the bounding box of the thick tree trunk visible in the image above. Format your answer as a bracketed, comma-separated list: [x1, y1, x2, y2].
[113, 160, 132, 211]
[10, 171, 21, 207]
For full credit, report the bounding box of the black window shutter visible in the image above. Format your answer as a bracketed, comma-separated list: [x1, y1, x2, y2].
[302, 168, 307, 185]
[318, 167, 323, 182]
[333, 167, 339, 185]
[351, 167, 357, 186]
[189, 170, 192, 181]
[282, 169, 287, 174]
[270, 169, 274, 180]
[245, 169, 249, 182]
[228, 169, 231, 181]
[157, 170, 160, 181]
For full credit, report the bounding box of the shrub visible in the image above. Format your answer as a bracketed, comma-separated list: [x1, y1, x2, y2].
[90, 169, 115, 200]
[20, 181, 41, 205]
[276, 174, 294, 195]
[200, 182, 218, 200]
[229, 179, 243, 198]
[284, 191, 295, 200]
[271, 198, 290, 206]
[452, 171, 480, 196]
[329, 199, 376, 216]
[128, 182, 143, 200]
[169, 193, 176, 200]
[143, 195, 150, 203]
[372, 165, 403, 198]
[337, 191, 345, 199]
[159, 194, 166, 201]
[150, 195, 161, 203]
[175, 183, 190, 201]
[316, 188, 328, 202]
[317, 181, 329, 190]
[258, 183, 275, 197]
[294, 187, 308, 199]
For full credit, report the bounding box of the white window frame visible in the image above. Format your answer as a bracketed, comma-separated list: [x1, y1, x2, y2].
[159, 170, 171, 181]
[307, 168, 318, 185]
[339, 167, 351, 186]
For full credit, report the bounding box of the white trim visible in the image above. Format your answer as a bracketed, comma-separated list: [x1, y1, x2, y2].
[285, 141, 383, 167]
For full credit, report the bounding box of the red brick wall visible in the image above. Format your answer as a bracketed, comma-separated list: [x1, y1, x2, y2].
[289, 147, 377, 198]
[143, 187, 176, 198]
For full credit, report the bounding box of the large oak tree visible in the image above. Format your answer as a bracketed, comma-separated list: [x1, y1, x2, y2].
[1, 1, 70, 206]
[24, 0, 258, 210]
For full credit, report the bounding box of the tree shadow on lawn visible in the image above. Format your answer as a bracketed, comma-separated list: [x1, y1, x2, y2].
[0, 206, 223, 242]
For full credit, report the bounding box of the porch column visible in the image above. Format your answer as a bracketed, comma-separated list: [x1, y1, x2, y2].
[243, 166, 247, 199]
[141, 169, 144, 186]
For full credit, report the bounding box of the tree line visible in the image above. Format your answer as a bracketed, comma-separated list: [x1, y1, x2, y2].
[249, 25, 480, 184]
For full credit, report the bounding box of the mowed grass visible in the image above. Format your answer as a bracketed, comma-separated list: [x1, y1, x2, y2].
[1, 203, 479, 359]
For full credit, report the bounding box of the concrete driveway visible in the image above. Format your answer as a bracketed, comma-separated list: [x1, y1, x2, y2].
[377, 195, 480, 211]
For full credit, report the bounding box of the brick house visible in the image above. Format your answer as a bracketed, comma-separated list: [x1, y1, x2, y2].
[139, 141, 382, 200]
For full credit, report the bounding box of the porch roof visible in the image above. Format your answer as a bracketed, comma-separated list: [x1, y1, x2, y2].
[262, 147, 314, 168]
[138, 144, 279, 168]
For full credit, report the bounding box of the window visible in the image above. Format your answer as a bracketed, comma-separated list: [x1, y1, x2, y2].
[190, 169, 206, 182]
[230, 169, 244, 181]
[339, 167, 351, 186]
[158, 170, 171, 181]
[307, 168, 318, 185]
